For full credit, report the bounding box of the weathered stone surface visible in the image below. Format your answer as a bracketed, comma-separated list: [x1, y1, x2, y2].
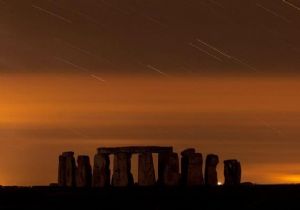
[112, 153, 134, 187]
[158, 152, 169, 184]
[163, 153, 180, 186]
[205, 154, 219, 186]
[58, 155, 67, 186]
[60, 152, 76, 187]
[97, 146, 173, 154]
[181, 149, 195, 185]
[76, 155, 92, 187]
[62, 151, 74, 157]
[224, 159, 241, 185]
[182, 153, 204, 186]
[93, 153, 110, 187]
[180, 148, 196, 156]
[138, 152, 156, 186]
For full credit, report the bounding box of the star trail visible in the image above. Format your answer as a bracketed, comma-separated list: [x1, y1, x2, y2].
[0, 0, 300, 186]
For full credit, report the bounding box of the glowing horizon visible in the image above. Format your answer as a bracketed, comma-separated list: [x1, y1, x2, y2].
[1, 73, 300, 185]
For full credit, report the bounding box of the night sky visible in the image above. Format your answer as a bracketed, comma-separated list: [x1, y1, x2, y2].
[1, 0, 300, 185]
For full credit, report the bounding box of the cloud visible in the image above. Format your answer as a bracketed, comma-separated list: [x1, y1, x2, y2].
[1, 0, 300, 75]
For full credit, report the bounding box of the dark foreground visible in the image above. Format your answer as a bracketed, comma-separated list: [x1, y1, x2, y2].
[0, 185, 299, 209]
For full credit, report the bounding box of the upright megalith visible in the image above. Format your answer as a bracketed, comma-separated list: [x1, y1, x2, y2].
[181, 148, 196, 157]
[58, 152, 76, 187]
[181, 149, 192, 185]
[187, 153, 204, 186]
[163, 152, 180, 186]
[58, 155, 67, 186]
[112, 153, 134, 187]
[93, 153, 110, 187]
[181, 149, 204, 186]
[138, 152, 156, 186]
[224, 159, 241, 185]
[158, 152, 169, 184]
[76, 155, 92, 187]
[205, 154, 219, 186]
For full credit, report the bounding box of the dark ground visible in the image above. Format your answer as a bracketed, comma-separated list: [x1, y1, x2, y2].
[0, 185, 299, 209]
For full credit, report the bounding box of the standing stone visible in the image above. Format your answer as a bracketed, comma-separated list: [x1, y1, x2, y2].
[138, 152, 156, 186]
[93, 153, 110, 187]
[163, 152, 180, 186]
[158, 152, 169, 184]
[187, 153, 204, 186]
[224, 159, 241, 185]
[181, 149, 195, 185]
[181, 151, 204, 186]
[63, 152, 76, 187]
[181, 148, 196, 157]
[58, 155, 67, 186]
[76, 155, 92, 187]
[205, 154, 219, 186]
[112, 153, 134, 187]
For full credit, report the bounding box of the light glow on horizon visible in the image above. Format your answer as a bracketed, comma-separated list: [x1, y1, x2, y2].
[1, 74, 300, 185]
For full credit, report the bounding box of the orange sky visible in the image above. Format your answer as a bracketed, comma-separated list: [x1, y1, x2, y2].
[1, 0, 300, 187]
[1, 73, 300, 185]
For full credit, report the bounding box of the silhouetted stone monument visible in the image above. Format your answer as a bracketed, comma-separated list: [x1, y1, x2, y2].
[97, 146, 173, 186]
[158, 152, 169, 184]
[93, 153, 110, 187]
[181, 149, 204, 186]
[163, 152, 180, 186]
[138, 152, 156, 186]
[76, 155, 92, 187]
[112, 153, 134, 187]
[57, 146, 238, 188]
[205, 154, 219, 186]
[58, 155, 67, 186]
[58, 152, 76, 187]
[224, 159, 241, 185]
[188, 153, 204, 185]
[181, 149, 194, 184]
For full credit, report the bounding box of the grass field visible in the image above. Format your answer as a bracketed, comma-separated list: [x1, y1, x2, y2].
[0, 185, 299, 209]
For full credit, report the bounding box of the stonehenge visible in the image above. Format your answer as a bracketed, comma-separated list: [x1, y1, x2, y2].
[58, 146, 242, 187]
[224, 160, 241, 185]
